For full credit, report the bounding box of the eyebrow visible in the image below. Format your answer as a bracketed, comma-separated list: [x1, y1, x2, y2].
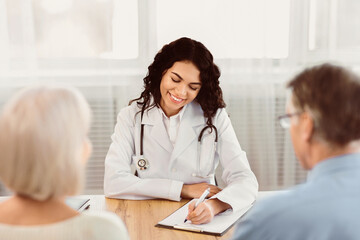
[171, 72, 202, 85]
[171, 72, 183, 80]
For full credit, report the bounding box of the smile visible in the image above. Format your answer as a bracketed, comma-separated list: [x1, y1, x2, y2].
[169, 93, 184, 103]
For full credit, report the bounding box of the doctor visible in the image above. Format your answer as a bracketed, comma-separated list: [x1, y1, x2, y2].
[104, 37, 258, 224]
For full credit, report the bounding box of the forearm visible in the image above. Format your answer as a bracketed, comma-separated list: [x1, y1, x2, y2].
[206, 198, 231, 215]
[181, 182, 222, 199]
[104, 168, 183, 201]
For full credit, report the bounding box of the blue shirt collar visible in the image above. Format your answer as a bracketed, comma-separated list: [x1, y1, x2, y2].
[307, 153, 360, 182]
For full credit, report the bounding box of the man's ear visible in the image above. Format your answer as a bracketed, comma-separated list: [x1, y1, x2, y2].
[301, 112, 314, 143]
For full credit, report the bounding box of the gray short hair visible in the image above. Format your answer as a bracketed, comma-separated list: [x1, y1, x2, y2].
[0, 86, 91, 200]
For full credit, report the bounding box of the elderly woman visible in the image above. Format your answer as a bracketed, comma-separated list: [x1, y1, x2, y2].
[0, 86, 129, 240]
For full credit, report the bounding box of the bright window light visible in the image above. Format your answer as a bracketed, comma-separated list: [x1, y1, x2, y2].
[308, 0, 317, 51]
[31, 0, 138, 59]
[157, 0, 290, 59]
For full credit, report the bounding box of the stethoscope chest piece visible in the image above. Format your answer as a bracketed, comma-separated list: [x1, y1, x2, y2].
[136, 156, 149, 171]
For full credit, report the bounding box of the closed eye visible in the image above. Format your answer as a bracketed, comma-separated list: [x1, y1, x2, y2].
[189, 85, 198, 91]
[171, 77, 180, 83]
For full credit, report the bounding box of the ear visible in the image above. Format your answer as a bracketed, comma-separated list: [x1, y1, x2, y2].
[81, 138, 92, 165]
[301, 112, 314, 143]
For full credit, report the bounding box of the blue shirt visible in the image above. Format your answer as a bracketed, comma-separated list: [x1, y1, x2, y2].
[231, 153, 360, 240]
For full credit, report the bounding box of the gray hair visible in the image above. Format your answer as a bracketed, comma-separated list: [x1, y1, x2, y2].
[0, 85, 91, 200]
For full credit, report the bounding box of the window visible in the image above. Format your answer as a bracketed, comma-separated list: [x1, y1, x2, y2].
[157, 0, 290, 59]
[308, 0, 360, 64]
[4, 0, 138, 60]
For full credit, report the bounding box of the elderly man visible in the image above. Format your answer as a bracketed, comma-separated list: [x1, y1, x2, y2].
[232, 63, 360, 240]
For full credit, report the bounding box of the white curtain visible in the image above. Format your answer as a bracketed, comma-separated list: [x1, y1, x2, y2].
[218, 64, 307, 190]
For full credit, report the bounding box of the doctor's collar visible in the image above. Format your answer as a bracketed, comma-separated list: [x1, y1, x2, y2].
[158, 104, 187, 121]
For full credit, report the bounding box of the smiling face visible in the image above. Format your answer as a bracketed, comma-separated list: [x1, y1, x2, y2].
[159, 61, 201, 117]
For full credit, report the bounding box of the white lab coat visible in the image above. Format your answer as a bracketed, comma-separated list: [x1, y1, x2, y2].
[104, 101, 258, 212]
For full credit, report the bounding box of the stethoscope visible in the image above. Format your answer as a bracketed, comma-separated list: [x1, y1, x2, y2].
[136, 124, 218, 178]
[195, 125, 218, 178]
[135, 124, 149, 171]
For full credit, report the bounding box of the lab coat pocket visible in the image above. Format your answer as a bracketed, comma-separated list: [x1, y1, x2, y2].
[198, 132, 217, 178]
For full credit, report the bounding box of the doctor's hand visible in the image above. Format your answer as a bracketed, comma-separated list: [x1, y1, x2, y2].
[181, 183, 221, 199]
[186, 199, 231, 224]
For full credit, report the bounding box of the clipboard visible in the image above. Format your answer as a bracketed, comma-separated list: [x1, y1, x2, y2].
[65, 197, 90, 212]
[155, 200, 252, 236]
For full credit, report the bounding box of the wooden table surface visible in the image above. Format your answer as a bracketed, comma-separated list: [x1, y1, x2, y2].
[86, 192, 278, 240]
[88, 196, 231, 240]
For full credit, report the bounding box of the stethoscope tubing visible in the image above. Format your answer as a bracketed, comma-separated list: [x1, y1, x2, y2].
[198, 125, 218, 142]
[140, 124, 145, 155]
[137, 121, 218, 181]
[140, 123, 218, 158]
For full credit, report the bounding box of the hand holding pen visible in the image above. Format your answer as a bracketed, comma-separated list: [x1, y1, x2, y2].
[184, 188, 211, 224]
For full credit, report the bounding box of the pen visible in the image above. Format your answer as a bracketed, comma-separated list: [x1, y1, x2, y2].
[184, 187, 210, 223]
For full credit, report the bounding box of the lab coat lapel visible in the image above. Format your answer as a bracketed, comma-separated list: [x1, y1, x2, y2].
[142, 107, 173, 153]
[171, 102, 205, 161]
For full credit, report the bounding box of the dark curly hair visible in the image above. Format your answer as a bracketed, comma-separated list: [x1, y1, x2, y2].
[130, 37, 225, 128]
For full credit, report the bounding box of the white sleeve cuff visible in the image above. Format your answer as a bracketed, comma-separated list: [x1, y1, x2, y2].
[168, 180, 184, 201]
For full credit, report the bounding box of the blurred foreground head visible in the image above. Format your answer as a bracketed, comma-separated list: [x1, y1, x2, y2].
[288, 63, 360, 147]
[0, 86, 91, 201]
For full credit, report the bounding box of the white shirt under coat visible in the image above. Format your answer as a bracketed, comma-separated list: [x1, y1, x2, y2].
[104, 101, 258, 212]
[160, 105, 186, 146]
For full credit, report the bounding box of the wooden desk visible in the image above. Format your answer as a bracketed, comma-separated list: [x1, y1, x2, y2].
[86, 192, 277, 240]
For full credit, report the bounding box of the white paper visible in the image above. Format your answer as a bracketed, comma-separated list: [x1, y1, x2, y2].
[157, 200, 252, 235]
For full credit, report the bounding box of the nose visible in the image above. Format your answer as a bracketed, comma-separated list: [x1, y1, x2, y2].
[175, 83, 187, 97]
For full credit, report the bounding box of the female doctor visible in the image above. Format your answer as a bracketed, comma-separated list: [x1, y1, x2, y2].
[104, 37, 258, 224]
